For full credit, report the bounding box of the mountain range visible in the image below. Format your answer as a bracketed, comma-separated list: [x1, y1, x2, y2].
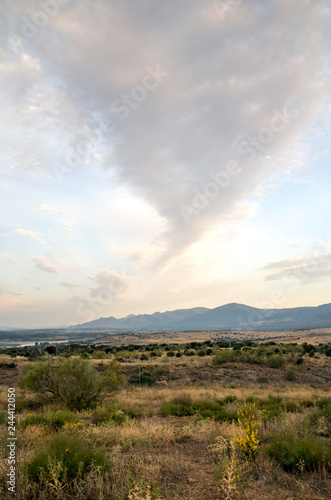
[73, 302, 331, 332]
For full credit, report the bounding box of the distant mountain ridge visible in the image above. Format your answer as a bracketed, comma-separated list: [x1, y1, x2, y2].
[73, 302, 331, 332]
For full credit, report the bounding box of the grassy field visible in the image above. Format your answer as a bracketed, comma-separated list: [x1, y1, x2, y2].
[0, 341, 330, 499]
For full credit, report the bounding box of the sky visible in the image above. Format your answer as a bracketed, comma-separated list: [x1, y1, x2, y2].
[1, 0, 331, 328]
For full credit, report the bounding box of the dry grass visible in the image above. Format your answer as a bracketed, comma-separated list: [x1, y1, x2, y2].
[0, 353, 330, 499]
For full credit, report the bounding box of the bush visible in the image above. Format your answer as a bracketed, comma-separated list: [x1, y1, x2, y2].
[257, 376, 269, 383]
[91, 407, 126, 425]
[20, 358, 124, 411]
[25, 435, 110, 483]
[160, 402, 194, 417]
[21, 410, 81, 430]
[300, 398, 315, 408]
[266, 355, 285, 368]
[128, 371, 156, 386]
[286, 369, 295, 381]
[223, 395, 238, 403]
[266, 434, 331, 472]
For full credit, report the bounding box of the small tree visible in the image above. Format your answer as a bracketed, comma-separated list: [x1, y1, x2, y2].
[20, 357, 124, 411]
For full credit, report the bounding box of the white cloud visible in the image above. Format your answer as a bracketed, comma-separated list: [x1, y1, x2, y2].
[40, 204, 60, 214]
[4, 0, 329, 267]
[49, 254, 76, 271]
[16, 229, 46, 244]
[31, 256, 59, 274]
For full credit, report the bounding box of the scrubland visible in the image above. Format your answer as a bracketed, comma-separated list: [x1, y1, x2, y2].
[0, 340, 330, 499]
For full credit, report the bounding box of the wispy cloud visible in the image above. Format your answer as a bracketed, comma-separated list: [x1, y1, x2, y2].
[49, 254, 76, 271]
[262, 255, 331, 285]
[31, 256, 59, 274]
[60, 282, 78, 289]
[40, 204, 60, 215]
[0, 254, 16, 263]
[16, 229, 46, 244]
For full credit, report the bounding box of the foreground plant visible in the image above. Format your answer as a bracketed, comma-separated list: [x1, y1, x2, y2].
[20, 357, 124, 411]
[234, 402, 260, 457]
[25, 434, 110, 489]
[209, 436, 250, 499]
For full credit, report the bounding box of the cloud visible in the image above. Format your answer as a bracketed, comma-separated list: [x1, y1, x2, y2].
[262, 254, 331, 285]
[3, 0, 331, 269]
[31, 256, 59, 274]
[0, 254, 16, 262]
[40, 204, 60, 214]
[60, 282, 78, 289]
[50, 254, 76, 271]
[16, 229, 46, 244]
[85, 269, 131, 298]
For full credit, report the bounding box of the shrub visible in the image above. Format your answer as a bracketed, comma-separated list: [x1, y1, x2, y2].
[21, 410, 81, 430]
[257, 375, 269, 383]
[171, 394, 193, 406]
[286, 368, 295, 381]
[20, 358, 124, 411]
[223, 395, 238, 403]
[300, 398, 315, 408]
[213, 350, 238, 364]
[265, 355, 285, 368]
[160, 402, 194, 417]
[91, 407, 126, 425]
[128, 371, 156, 386]
[266, 434, 331, 472]
[140, 354, 149, 361]
[234, 402, 260, 457]
[25, 435, 110, 483]
[197, 349, 206, 356]
[316, 398, 331, 409]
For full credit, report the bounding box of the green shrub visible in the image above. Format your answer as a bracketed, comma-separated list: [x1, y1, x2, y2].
[257, 375, 269, 383]
[222, 394, 238, 403]
[128, 371, 156, 386]
[171, 394, 193, 406]
[192, 399, 222, 412]
[20, 358, 124, 411]
[286, 368, 295, 381]
[91, 407, 126, 425]
[316, 398, 331, 409]
[25, 435, 110, 483]
[213, 350, 239, 364]
[160, 402, 194, 417]
[300, 398, 315, 408]
[310, 399, 331, 424]
[266, 434, 331, 472]
[266, 355, 285, 368]
[21, 410, 81, 430]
